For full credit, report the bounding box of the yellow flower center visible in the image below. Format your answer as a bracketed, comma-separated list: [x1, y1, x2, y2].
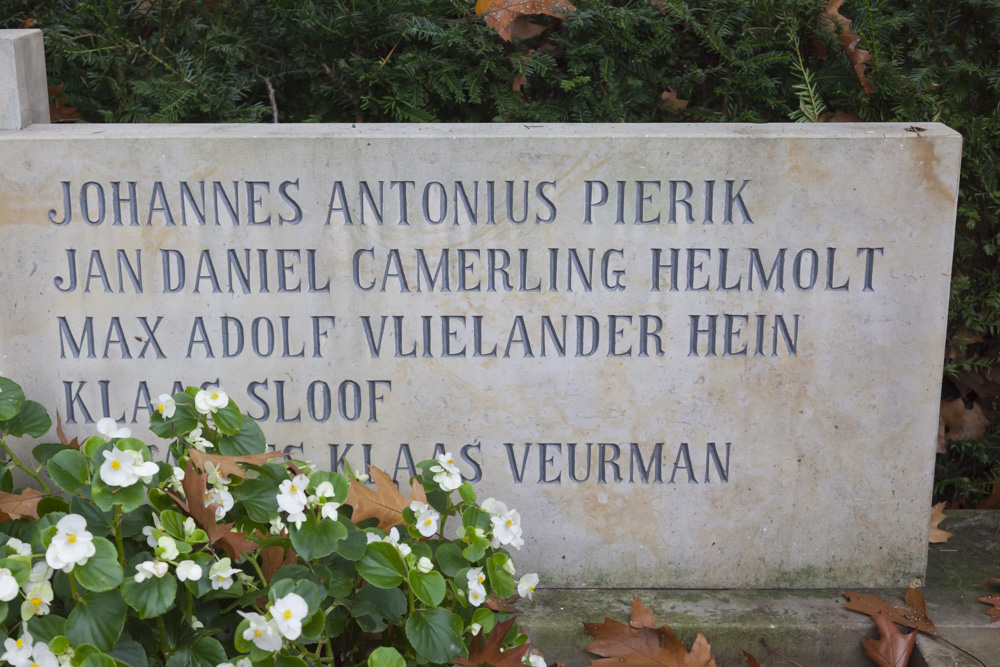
[424, 519, 432, 526]
[156, 404, 164, 413]
[67, 534, 77, 543]
[254, 629, 262, 637]
[530, 586, 535, 592]
[472, 592, 480, 600]
[289, 484, 298, 493]
[15, 639, 22, 648]
[30, 597, 41, 607]
[478, 575, 485, 583]
[111, 460, 121, 470]
[447, 459, 454, 465]
[212, 393, 219, 400]
[29, 663, 38, 667]
[506, 519, 513, 526]
[283, 610, 292, 619]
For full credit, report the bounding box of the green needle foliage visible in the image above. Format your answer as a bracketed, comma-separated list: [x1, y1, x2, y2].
[2, 0, 999, 498]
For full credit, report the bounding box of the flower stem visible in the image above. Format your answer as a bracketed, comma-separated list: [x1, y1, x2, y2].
[248, 552, 267, 586]
[156, 614, 171, 657]
[68, 571, 79, 600]
[0, 437, 51, 493]
[113, 505, 126, 567]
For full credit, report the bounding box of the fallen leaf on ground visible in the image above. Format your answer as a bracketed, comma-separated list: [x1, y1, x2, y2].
[165, 460, 258, 560]
[821, 0, 873, 94]
[0, 488, 44, 522]
[862, 613, 916, 667]
[939, 397, 989, 442]
[979, 594, 1000, 623]
[346, 465, 426, 531]
[741, 651, 761, 666]
[455, 617, 531, 667]
[842, 589, 939, 636]
[475, 0, 576, 42]
[187, 448, 288, 480]
[583, 595, 717, 667]
[929, 503, 953, 543]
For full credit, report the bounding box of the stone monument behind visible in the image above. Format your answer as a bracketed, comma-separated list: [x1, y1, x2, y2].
[0, 30, 962, 588]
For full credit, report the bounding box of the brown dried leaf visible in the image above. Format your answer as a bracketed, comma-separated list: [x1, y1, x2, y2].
[741, 652, 761, 667]
[0, 488, 44, 522]
[485, 591, 520, 613]
[583, 595, 717, 667]
[929, 502, 953, 544]
[475, 0, 576, 42]
[166, 460, 258, 560]
[939, 398, 990, 442]
[509, 16, 547, 40]
[260, 545, 297, 582]
[55, 411, 80, 450]
[346, 465, 426, 531]
[821, 0, 874, 94]
[974, 480, 1000, 510]
[660, 88, 689, 111]
[842, 589, 939, 636]
[862, 613, 916, 667]
[187, 448, 289, 480]
[455, 617, 531, 667]
[22, 15, 37, 28]
[513, 73, 528, 92]
[979, 594, 1000, 623]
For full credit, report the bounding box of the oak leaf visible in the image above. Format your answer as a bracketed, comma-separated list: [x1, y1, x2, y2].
[583, 595, 717, 667]
[0, 488, 44, 522]
[939, 398, 989, 443]
[660, 89, 689, 111]
[978, 594, 1000, 623]
[260, 545, 297, 583]
[741, 652, 760, 667]
[55, 411, 80, 450]
[346, 465, 426, 531]
[187, 448, 288, 480]
[475, 0, 576, 42]
[486, 591, 520, 613]
[862, 613, 915, 667]
[928, 503, 953, 543]
[821, 0, 873, 94]
[454, 617, 531, 667]
[841, 588, 938, 636]
[165, 460, 258, 560]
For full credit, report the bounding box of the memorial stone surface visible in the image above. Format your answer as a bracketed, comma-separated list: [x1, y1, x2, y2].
[0, 31, 962, 589]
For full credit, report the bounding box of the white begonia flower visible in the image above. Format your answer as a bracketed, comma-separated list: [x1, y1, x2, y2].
[21, 582, 53, 617]
[409, 500, 430, 514]
[157, 536, 180, 562]
[414, 506, 440, 538]
[313, 481, 336, 499]
[276, 475, 309, 515]
[204, 462, 230, 489]
[383, 527, 411, 558]
[320, 502, 340, 520]
[502, 557, 516, 577]
[468, 622, 482, 636]
[490, 508, 523, 548]
[191, 618, 204, 630]
[466, 567, 486, 587]
[1, 632, 32, 665]
[142, 525, 159, 549]
[238, 611, 283, 652]
[429, 452, 462, 492]
[134, 560, 169, 583]
[194, 389, 229, 415]
[186, 425, 213, 452]
[100, 445, 159, 488]
[96, 417, 131, 439]
[5, 538, 31, 557]
[26, 562, 51, 585]
[269, 517, 286, 535]
[509, 533, 525, 550]
[271, 592, 309, 640]
[205, 487, 234, 521]
[155, 394, 176, 419]
[45, 514, 96, 572]
[365, 532, 381, 545]
[237, 660, 252, 667]
[176, 560, 203, 582]
[525, 655, 546, 667]
[28, 642, 60, 667]
[416, 557, 434, 574]
[518, 573, 539, 600]
[209, 558, 240, 590]
[0, 569, 19, 602]
[183, 517, 197, 538]
[467, 580, 487, 607]
[286, 512, 307, 530]
[480, 497, 507, 517]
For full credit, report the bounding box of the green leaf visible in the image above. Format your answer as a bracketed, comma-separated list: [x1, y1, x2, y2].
[288, 514, 346, 561]
[487, 555, 517, 599]
[458, 482, 476, 505]
[36, 495, 69, 517]
[217, 413, 265, 455]
[91, 474, 145, 513]
[47, 449, 90, 494]
[356, 541, 405, 588]
[149, 403, 199, 439]
[0, 400, 51, 437]
[121, 567, 178, 618]
[308, 471, 349, 502]
[409, 570, 446, 607]
[324, 556, 356, 598]
[369, 647, 406, 667]
[66, 590, 127, 652]
[75, 538, 123, 592]
[32, 442, 67, 465]
[165, 636, 227, 667]
[405, 608, 463, 663]
[353, 585, 406, 624]
[462, 534, 489, 563]
[110, 637, 148, 667]
[435, 541, 468, 577]
[472, 607, 496, 634]
[210, 399, 243, 436]
[69, 497, 113, 537]
[0, 378, 25, 421]
[336, 516, 369, 561]
[233, 476, 280, 523]
[80, 654, 119, 667]
[26, 613, 66, 642]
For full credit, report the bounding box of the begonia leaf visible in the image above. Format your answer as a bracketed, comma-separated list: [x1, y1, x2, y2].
[288, 514, 346, 561]
[409, 570, 447, 607]
[66, 590, 127, 652]
[75, 537, 123, 592]
[70, 497, 112, 536]
[405, 607, 463, 663]
[353, 585, 406, 624]
[32, 441, 67, 465]
[122, 566, 178, 618]
[26, 613, 66, 642]
[0, 377, 25, 420]
[165, 636, 227, 667]
[357, 541, 406, 588]
[0, 400, 51, 437]
[217, 413, 266, 455]
[435, 541, 468, 577]
[210, 399, 242, 435]
[369, 646, 406, 667]
[47, 448, 90, 494]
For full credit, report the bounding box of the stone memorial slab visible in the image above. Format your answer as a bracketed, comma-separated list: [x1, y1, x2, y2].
[0, 118, 961, 588]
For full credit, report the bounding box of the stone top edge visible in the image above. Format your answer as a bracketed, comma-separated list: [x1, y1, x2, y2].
[0, 121, 961, 141]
